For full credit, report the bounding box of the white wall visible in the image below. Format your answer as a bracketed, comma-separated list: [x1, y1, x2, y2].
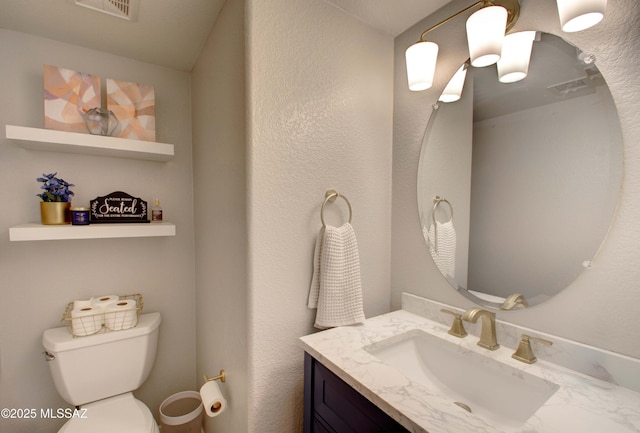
[246, 0, 394, 431]
[192, 0, 248, 431]
[0, 29, 196, 432]
[393, 0, 640, 359]
[2, 1, 395, 431]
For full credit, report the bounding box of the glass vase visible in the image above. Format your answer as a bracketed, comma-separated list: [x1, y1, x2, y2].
[83, 108, 119, 136]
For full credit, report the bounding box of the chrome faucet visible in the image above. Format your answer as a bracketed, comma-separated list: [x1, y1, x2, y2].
[462, 308, 499, 350]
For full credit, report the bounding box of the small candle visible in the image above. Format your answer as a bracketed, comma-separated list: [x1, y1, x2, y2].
[70, 207, 90, 225]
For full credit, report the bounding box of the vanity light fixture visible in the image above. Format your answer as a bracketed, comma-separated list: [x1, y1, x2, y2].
[497, 30, 537, 83]
[405, 0, 520, 92]
[407, 0, 607, 92]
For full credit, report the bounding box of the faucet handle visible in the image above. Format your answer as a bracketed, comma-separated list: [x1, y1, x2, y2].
[440, 309, 467, 338]
[512, 334, 553, 364]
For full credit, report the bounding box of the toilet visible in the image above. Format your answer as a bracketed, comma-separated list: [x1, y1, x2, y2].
[42, 312, 161, 433]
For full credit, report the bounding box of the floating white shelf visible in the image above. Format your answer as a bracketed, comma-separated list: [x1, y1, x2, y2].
[9, 222, 176, 241]
[5, 125, 174, 161]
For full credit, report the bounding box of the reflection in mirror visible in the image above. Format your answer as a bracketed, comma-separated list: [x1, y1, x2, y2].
[418, 32, 623, 310]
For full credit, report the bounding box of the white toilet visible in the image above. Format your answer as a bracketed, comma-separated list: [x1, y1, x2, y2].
[42, 312, 161, 433]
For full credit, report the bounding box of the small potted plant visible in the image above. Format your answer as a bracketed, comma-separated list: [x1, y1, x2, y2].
[37, 172, 75, 225]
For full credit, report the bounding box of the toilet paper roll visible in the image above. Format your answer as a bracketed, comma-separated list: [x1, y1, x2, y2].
[91, 295, 120, 308]
[73, 299, 92, 310]
[199, 380, 227, 418]
[89, 295, 120, 326]
[104, 299, 138, 331]
[71, 306, 102, 336]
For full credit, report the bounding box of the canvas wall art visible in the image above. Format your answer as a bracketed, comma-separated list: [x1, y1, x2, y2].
[107, 78, 156, 142]
[44, 65, 101, 133]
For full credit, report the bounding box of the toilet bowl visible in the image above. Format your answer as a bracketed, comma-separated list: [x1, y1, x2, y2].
[58, 393, 158, 433]
[43, 312, 161, 433]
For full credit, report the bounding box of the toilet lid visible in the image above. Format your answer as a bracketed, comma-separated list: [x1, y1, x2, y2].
[59, 393, 157, 433]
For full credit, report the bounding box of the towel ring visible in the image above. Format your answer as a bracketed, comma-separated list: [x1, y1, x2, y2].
[321, 190, 353, 227]
[432, 196, 453, 226]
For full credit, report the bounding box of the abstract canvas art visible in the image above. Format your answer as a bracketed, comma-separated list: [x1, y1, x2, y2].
[107, 78, 156, 142]
[44, 65, 101, 133]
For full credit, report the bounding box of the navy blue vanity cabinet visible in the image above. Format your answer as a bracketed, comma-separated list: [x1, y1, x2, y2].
[304, 353, 410, 433]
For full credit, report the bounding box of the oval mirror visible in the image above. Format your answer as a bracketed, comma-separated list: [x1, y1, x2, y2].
[417, 32, 623, 310]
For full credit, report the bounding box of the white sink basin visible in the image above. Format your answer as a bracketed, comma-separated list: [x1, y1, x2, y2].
[365, 329, 559, 430]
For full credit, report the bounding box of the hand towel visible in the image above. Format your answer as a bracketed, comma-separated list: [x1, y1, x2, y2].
[426, 220, 457, 279]
[308, 223, 366, 329]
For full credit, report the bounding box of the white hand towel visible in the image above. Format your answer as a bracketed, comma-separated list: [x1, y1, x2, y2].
[426, 220, 457, 279]
[307, 223, 366, 329]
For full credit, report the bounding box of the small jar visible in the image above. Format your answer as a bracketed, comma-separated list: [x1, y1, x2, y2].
[70, 207, 90, 225]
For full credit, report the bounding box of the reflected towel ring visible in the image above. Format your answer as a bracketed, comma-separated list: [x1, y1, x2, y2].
[321, 190, 353, 227]
[432, 196, 453, 225]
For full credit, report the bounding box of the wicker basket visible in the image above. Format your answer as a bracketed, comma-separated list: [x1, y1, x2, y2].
[61, 293, 143, 337]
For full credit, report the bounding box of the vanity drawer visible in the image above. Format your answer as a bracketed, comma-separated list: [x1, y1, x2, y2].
[304, 353, 409, 433]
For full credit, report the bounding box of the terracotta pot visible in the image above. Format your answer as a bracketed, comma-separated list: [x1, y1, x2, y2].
[40, 202, 71, 225]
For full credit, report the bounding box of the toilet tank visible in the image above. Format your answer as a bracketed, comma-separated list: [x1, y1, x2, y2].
[42, 312, 161, 406]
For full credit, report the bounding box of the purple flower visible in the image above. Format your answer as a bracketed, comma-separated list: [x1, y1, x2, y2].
[36, 172, 75, 202]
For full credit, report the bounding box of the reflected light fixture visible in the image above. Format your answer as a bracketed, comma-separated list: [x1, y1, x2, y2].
[439, 63, 469, 102]
[497, 30, 536, 83]
[406, 0, 607, 92]
[557, 0, 607, 32]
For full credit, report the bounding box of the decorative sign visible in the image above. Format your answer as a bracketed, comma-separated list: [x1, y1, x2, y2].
[90, 191, 149, 224]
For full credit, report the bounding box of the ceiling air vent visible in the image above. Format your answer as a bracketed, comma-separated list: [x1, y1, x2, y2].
[547, 77, 591, 97]
[74, 0, 139, 21]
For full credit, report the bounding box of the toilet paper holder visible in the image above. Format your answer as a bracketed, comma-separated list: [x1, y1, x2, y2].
[203, 369, 226, 383]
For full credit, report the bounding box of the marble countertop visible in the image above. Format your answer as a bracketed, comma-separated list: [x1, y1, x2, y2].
[300, 296, 640, 433]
